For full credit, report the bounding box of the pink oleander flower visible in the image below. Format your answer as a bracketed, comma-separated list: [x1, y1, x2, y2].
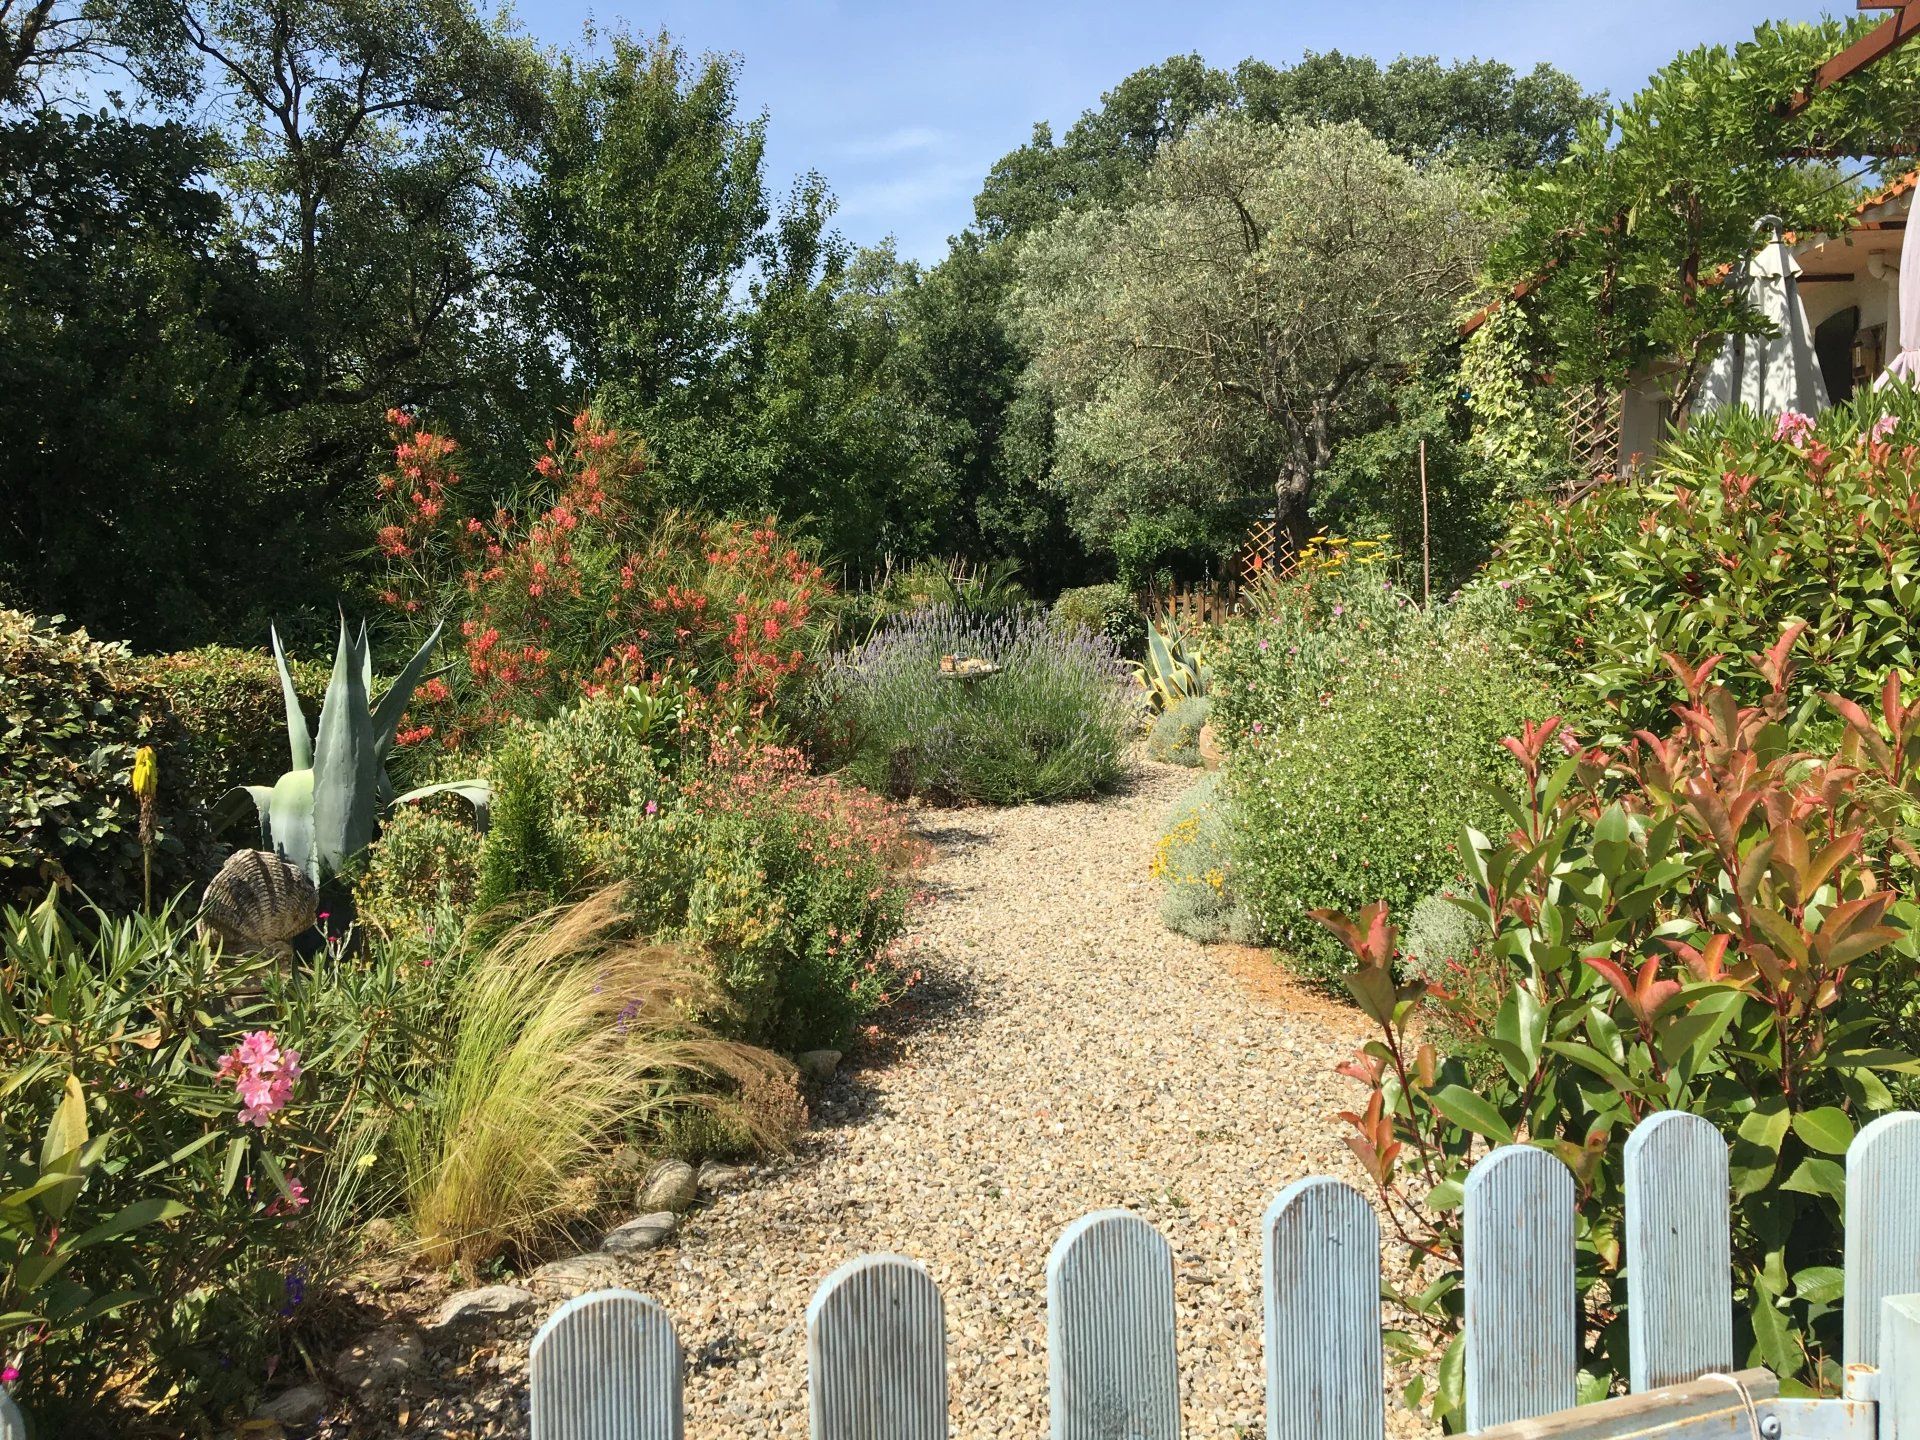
[267, 1179, 310, 1217]
[217, 1030, 302, 1126]
[1873, 413, 1899, 442]
[1773, 410, 1815, 446]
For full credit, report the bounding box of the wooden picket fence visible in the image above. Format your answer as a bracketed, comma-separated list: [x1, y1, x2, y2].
[1151, 581, 1238, 630]
[524, 1107, 1920, 1440]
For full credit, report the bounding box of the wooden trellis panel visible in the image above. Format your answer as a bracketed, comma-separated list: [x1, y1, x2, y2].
[1560, 383, 1621, 490]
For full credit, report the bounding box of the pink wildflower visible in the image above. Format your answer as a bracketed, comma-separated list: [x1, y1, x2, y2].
[1873, 413, 1899, 442]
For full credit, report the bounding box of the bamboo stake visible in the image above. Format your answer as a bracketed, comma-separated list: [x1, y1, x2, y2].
[1419, 437, 1432, 606]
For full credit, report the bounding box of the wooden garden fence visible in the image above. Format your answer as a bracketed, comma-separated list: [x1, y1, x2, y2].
[516, 1107, 1920, 1440]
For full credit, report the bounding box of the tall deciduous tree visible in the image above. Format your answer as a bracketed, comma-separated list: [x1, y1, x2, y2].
[1015, 118, 1505, 564]
[513, 30, 770, 414]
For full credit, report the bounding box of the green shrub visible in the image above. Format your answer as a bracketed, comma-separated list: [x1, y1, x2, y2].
[1493, 386, 1920, 735]
[1227, 637, 1556, 983]
[1052, 583, 1147, 657]
[477, 729, 574, 912]
[1321, 650, 1920, 1422]
[432, 695, 922, 1051]
[1147, 695, 1210, 767]
[138, 644, 328, 815]
[355, 803, 483, 944]
[678, 745, 924, 1049]
[1150, 773, 1258, 943]
[1211, 563, 1527, 748]
[823, 604, 1133, 804]
[0, 610, 192, 912]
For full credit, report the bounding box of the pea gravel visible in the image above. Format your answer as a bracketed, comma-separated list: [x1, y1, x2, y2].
[344, 756, 1434, 1438]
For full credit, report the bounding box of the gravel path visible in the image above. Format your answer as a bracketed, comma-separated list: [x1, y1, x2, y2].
[594, 756, 1385, 1438]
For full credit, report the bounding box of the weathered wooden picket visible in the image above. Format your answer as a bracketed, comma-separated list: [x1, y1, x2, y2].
[522, 1107, 1920, 1440]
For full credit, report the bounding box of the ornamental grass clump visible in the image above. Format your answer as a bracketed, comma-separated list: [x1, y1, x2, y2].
[401, 886, 788, 1270]
[823, 603, 1132, 804]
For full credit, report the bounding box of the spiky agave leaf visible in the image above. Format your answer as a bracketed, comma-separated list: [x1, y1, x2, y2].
[372, 621, 445, 764]
[269, 625, 312, 771]
[309, 615, 378, 880]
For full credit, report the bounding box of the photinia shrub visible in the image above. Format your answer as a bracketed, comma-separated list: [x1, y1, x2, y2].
[1494, 385, 1920, 736]
[1317, 628, 1920, 1426]
[372, 409, 834, 746]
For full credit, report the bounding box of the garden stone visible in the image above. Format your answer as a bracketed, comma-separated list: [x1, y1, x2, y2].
[333, 1328, 424, 1394]
[603, 1210, 679, 1254]
[428, 1284, 535, 1330]
[796, 1049, 842, 1083]
[638, 1158, 698, 1213]
[252, 1382, 329, 1429]
[697, 1160, 745, 1195]
[528, 1253, 623, 1297]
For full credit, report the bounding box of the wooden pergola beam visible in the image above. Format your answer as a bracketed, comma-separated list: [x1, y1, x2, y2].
[1779, 0, 1920, 117]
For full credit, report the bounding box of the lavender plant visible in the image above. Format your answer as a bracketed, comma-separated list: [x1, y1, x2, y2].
[822, 604, 1133, 804]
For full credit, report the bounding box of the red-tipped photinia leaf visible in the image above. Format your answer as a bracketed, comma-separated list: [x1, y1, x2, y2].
[1585, 954, 1682, 1027]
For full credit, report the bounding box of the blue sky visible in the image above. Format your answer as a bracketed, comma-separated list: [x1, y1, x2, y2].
[513, 1, 1841, 263]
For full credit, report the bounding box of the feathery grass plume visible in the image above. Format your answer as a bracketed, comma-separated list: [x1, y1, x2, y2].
[401, 886, 791, 1268]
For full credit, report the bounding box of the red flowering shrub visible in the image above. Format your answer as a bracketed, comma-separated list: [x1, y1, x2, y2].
[372, 409, 832, 746]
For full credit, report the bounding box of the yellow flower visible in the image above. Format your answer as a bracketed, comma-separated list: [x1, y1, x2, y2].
[131, 747, 159, 804]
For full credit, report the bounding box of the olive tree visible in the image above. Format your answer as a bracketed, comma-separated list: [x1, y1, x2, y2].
[1014, 117, 1505, 565]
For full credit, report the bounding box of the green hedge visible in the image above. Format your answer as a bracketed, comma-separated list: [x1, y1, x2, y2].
[137, 645, 329, 812]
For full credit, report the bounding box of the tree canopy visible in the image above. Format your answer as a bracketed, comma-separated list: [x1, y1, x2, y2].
[1014, 118, 1505, 573]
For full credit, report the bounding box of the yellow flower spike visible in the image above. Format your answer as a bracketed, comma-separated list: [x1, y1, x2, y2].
[131, 746, 159, 804]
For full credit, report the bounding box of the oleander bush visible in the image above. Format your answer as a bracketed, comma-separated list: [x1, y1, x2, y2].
[0, 896, 347, 1428]
[1320, 635, 1920, 1423]
[1493, 386, 1920, 736]
[822, 603, 1133, 804]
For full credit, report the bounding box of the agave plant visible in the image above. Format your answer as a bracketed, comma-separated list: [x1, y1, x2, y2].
[1136, 619, 1211, 711]
[214, 618, 487, 883]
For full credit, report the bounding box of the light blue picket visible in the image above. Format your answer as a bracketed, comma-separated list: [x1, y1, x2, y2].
[1845, 1112, 1920, 1368]
[1884, 1293, 1920, 1440]
[529, 1289, 683, 1440]
[807, 1253, 948, 1440]
[1262, 1177, 1383, 1440]
[1046, 1208, 1180, 1440]
[1463, 1145, 1576, 1433]
[0, 1390, 20, 1440]
[1624, 1110, 1732, 1391]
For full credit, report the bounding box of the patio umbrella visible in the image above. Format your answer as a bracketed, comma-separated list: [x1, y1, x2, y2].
[1696, 229, 1830, 416]
[1877, 211, 1920, 386]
